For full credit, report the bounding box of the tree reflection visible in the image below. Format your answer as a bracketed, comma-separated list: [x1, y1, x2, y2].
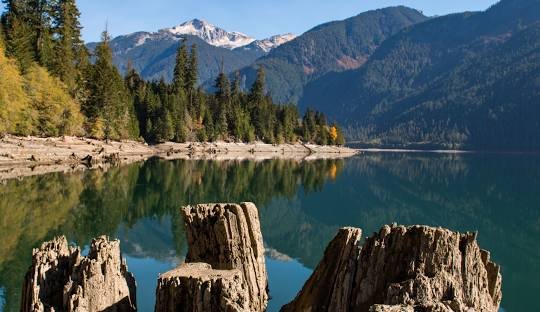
[0, 158, 343, 311]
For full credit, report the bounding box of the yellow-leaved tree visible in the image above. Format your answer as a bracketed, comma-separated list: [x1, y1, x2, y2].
[329, 126, 338, 143]
[24, 65, 84, 136]
[0, 44, 31, 134]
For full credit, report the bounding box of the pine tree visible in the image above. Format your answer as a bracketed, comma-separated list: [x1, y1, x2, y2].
[125, 67, 147, 139]
[186, 43, 198, 111]
[31, 0, 55, 69]
[53, 0, 87, 94]
[302, 109, 317, 143]
[173, 40, 187, 93]
[171, 41, 188, 142]
[2, 0, 34, 72]
[213, 68, 230, 139]
[249, 66, 268, 141]
[249, 66, 265, 105]
[85, 29, 135, 140]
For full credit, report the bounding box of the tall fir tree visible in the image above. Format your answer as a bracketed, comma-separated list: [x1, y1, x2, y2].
[30, 0, 55, 69]
[213, 66, 231, 139]
[52, 0, 87, 95]
[249, 66, 273, 142]
[171, 40, 188, 142]
[249, 66, 265, 105]
[85, 29, 137, 139]
[173, 40, 187, 93]
[186, 43, 197, 111]
[2, 0, 35, 71]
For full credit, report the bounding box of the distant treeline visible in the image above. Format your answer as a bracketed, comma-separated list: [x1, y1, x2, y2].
[0, 0, 344, 145]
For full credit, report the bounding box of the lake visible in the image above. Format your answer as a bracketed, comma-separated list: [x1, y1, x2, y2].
[0, 153, 539, 311]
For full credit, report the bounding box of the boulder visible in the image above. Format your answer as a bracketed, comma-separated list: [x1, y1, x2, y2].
[21, 236, 136, 312]
[282, 225, 502, 312]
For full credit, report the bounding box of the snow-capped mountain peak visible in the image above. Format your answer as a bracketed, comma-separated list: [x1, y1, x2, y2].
[253, 33, 297, 52]
[167, 19, 256, 49]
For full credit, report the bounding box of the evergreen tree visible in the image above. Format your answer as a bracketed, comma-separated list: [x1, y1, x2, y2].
[213, 68, 230, 139]
[85, 29, 136, 140]
[52, 0, 87, 94]
[186, 44, 197, 111]
[31, 0, 55, 69]
[2, 0, 34, 72]
[302, 109, 317, 143]
[249, 66, 269, 141]
[173, 40, 187, 93]
[125, 67, 147, 139]
[171, 41, 188, 142]
[249, 66, 265, 104]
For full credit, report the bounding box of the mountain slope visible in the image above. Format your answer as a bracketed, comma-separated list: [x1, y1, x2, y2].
[234, 6, 429, 103]
[301, 0, 540, 150]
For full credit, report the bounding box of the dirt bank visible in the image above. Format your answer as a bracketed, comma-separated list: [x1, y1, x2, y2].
[0, 135, 358, 181]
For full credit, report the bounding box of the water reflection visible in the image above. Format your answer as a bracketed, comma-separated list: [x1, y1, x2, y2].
[0, 158, 342, 311]
[0, 154, 539, 311]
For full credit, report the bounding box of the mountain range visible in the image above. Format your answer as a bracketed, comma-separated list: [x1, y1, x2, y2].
[93, 0, 540, 150]
[87, 19, 295, 83]
[299, 0, 540, 150]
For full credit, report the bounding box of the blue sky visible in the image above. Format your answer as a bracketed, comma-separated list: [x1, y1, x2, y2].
[1, 0, 499, 42]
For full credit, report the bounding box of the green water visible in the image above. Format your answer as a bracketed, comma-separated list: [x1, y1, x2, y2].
[0, 153, 539, 311]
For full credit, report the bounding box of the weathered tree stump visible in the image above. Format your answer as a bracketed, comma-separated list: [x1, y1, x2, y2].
[155, 202, 268, 312]
[282, 225, 502, 312]
[155, 263, 250, 312]
[21, 236, 136, 312]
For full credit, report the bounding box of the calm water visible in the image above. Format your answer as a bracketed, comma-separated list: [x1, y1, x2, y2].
[1, 153, 539, 311]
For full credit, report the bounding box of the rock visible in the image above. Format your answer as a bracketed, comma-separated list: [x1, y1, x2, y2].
[21, 236, 136, 312]
[282, 225, 502, 312]
[155, 263, 250, 312]
[180, 202, 268, 311]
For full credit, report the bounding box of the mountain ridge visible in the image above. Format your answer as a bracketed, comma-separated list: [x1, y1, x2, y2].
[230, 6, 429, 104]
[299, 0, 540, 150]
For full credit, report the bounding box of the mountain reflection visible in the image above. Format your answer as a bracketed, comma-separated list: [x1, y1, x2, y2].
[1, 154, 539, 311]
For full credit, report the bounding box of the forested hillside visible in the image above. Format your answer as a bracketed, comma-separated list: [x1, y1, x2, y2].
[1, 0, 344, 145]
[234, 6, 428, 103]
[300, 0, 540, 150]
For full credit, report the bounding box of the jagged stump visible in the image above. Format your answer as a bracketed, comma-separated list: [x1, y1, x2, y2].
[282, 225, 502, 312]
[155, 202, 268, 312]
[21, 236, 136, 312]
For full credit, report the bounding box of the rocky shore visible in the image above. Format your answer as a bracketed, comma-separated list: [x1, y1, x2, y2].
[0, 135, 358, 181]
[21, 203, 502, 312]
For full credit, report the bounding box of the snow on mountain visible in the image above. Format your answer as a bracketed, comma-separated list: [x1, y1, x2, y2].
[247, 33, 297, 52]
[166, 19, 256, 49]
[108, 19, 295, 54]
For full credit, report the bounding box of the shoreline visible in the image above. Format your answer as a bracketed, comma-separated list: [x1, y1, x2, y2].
[357, 148, 540, 155]
[0, 135, 358, 181]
